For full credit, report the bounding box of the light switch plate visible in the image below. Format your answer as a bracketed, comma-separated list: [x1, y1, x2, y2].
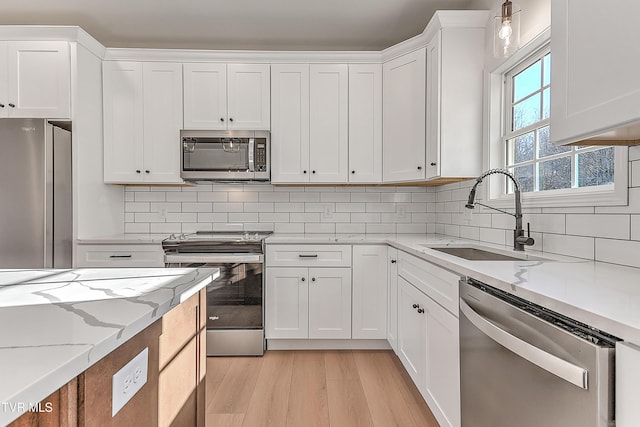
[112, 347, 148, 417]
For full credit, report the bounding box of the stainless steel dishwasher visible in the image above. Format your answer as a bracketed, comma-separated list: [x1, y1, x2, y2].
[460, 278, 618, 427]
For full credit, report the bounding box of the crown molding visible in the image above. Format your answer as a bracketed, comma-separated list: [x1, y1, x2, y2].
[0, 25, 105, 57]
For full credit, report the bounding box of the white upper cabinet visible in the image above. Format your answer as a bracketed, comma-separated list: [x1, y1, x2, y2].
[383, 48, 426, 182]
[349, 64, 382, 183]
[103, 61, 183, 184]
[183, 63, 270, 130]
[551, 0, 640, 145]
[270, 64, 310, 183]
[271, 63, 348, 184]
[309, 64, 349, 183]
[0, 41, 70, 118]
[425, 24, 484, 180]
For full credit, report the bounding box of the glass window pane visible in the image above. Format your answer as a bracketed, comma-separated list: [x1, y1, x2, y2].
[543, 53, 551, 86]
[538, 126, 569, 158]
[539, 157, 572, 191]
[507, 132, 534, 165]
[514, 60, 542, 102]
[513, 94, 541, 131]
[577, 148, 615, 187]
[542, 88, 550, 119]
[511, 165, 534, 193]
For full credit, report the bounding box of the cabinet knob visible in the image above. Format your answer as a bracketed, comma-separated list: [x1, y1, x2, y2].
[412, 304, 419, 309]
[311, 277, 316, 282]
[136, 170, 141, 174]
[430, 162, 437, 166]
[417, 166, 422, 171]
[8, 103, 15, 108]
[301, 277, 305, 282]
[351, 170, 355, 174]
[229, 118, 234, 122]
[0, 104, 4, 108]
[391, 259, 397, 264]
[312, 170, 316, 174]
[220, 118, 224, 122]
[417, 308, 424, 314]
[303, 170, 307, 174]
[145, 170, 150, 174]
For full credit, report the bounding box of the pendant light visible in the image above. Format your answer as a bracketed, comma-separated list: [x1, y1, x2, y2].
[494, 0, 520, 58]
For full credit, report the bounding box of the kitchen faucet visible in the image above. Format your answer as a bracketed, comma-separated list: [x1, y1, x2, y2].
[465, 168, 534, 251]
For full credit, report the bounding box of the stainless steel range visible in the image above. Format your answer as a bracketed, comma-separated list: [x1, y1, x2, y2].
[162, 231, 272, 356]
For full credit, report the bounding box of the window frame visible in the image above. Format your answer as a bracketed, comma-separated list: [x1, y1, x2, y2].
[485, 29, 628, 209]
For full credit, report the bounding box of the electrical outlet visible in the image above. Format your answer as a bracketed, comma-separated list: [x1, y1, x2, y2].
[159, 208, 167, 220]
[112, 347, 148, 416]
[322, 204, 333, 220]
[397, 205, 406, 219]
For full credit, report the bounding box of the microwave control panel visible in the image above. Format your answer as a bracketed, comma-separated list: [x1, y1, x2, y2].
[255, 142, 267, 171]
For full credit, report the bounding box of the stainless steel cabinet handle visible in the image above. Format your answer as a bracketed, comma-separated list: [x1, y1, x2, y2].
[298, 254, 318, 258]
[110, 255, 132, 259]
[430, 162, 437, 166]
[460, 298, 589, 389]
[417, 166, 422, 170]
[8, 103, 15, 108]
[0, 104, 4, 108]
[391, 259, 397, 263]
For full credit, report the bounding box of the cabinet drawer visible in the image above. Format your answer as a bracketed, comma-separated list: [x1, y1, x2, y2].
[398, 251, 460, 316]
[76, 244, 164, 267]
[266, 244, 351, 267]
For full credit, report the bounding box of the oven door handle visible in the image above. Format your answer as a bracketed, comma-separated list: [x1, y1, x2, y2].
[164, 253, 263, 264]
[460, 298, 589, 390]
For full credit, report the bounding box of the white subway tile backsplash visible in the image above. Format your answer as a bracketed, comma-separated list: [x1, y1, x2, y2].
[479, 228, 508, 246]
[243, 202, 275, 213]
[125, 192, 134, 202]
[183, 223, 212, 233]
[412, 212, 436, 223]
[182, 202, 212, 213]
[275, 223, 305, 233]
[290, 192, 320, 203]
[305, 223, 335, 233]
[411, 192, 435, 203]
[381, 213, 411, 223]
[321, 192, 351, 202]
[166, 192, 198, 202]
[596, 238, 640, 268]
[259, 192, 290, 202]
[212, 203, 244, 213]
[632, 215, 640, 241]
[397, 224, 427, 234]
[632, 160, 640, 188]
[165, 213, 197, 223]
[150, 202, 182, 213]
[229, 213, 259, 223]
[381, 192, 412, 202]
[135, 212, 164, 223]
[366, 203, 396, 213]
[125, 222, 150, 233]
[459, 225, 480, 241]
[197, 213, 228, 222]
[525, 214, 566, 234]
[150, 223, 182, 233]
[336, 223, 366, 233]
[366, 223, 396, 233]
[543, 234, 594, 259]
[213, 223, 244, 231]
[198, 192, 228, 202]
[566, 214, 630, 239]
[290, 212, 321, 223]
[351, 213, 380, 223]
[259, 212, 290, 222]
[125, 202, 150, 213]
[322, 213, 351, 223]
[336, 203, 365, 212]
[443, 224, 460, 237]
[274, 203, 305, 212]
[134, 192, 166, 202]
[351, 193, 380, 203]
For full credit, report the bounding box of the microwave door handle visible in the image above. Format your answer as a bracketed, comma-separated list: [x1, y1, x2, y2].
[248, 138, 255, 172]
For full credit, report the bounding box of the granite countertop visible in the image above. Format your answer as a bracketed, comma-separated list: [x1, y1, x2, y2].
[0, 267, 219, 425]
[266, 233, 640, 345]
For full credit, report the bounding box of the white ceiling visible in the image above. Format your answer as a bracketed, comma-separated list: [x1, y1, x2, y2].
[0, 0, 493, 51]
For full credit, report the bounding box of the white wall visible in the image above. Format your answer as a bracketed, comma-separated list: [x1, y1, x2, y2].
[73, 43, 124, 238]
[124, 184, 432, 235]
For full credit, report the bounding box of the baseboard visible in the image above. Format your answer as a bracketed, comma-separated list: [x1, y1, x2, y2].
[266, 339, 391, 350]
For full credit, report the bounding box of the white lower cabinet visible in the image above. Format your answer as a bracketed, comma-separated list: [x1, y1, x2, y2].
[387, 247, 399, 352]
[352, 245, 388, 339]
[266, 266, 351, 339]
[75, 243, 164, 267]
[397, 253, 461, 427]
[616, 341, 640, 426]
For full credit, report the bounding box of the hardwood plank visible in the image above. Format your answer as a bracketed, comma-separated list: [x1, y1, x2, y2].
[326, 379, 373, 427]
[206, 413, 245, 427]
[241, 351, 294, 427]
[353, 351, 422, 427]
[324, 350, 359, 380]
[286, 351, 330, 427]
[206, 356, 233, 399]
[208, 357, 263, 414]
[408, 402, 440, 427]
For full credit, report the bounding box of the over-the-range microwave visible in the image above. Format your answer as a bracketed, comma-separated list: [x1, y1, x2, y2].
[180, 130, 270, 181]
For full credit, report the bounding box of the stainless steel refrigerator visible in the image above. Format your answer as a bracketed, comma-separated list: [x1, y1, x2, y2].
[0, 118, 72, 268]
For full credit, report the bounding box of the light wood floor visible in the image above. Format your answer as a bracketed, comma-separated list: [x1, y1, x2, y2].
[205, 350, 439, 427]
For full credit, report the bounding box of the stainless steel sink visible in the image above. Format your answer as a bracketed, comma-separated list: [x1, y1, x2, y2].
[420, 245, 547, 261]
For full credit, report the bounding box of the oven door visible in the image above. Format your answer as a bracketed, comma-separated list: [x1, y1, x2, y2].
[165, 253, 264, 356]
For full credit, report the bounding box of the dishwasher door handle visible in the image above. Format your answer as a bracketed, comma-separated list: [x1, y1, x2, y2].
[460, 298, 589, 390]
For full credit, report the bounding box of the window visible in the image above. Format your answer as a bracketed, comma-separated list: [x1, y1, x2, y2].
[504, 49, 615, 194]
[485, 29, 627, 208]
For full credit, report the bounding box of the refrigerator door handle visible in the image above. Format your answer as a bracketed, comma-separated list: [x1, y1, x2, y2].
[44, 123, 54, 268]
[460, 297, 589, 389]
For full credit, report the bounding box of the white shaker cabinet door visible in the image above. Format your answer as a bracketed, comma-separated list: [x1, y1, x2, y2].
[387, 247, 399, 352]
[352, 245, 388, 339]
[551, 0, 640, 145]
[103, 61, 145, 183]
[309, 64, 348, 183]
[397, 276, 427, 391]
[383, 48, 426, 182]
[227, 64, 270, 130]
[270, 64, 310, 183]
[142, 62, 183, 183]
[348, 64, 382, 183]
[183, 63, 227, 130]
[265, 267, 309, 339]
[5, 41, 70, 118]
[308, 267, 352, 339]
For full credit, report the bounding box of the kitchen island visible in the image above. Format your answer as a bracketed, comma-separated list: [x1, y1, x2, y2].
[0, 267, 218, 426]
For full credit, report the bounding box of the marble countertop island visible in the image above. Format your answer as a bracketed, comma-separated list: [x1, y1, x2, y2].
[0, 267, 218, 425]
